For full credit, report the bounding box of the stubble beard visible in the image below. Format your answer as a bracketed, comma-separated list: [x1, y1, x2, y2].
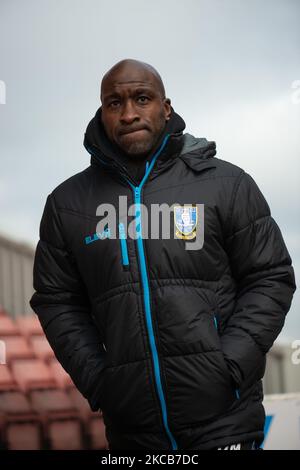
[118, 112, 166, 160]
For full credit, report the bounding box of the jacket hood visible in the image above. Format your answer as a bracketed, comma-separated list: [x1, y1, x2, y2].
[84, 105, 183, 157]
[180, 133, 216, 158]
[83, 105, 217, 182]
[179, 133, 217, 172]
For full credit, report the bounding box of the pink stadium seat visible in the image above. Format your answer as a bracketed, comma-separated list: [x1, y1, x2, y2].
[30, 389, 83, 450]
[1, 336, 35, 363]
[15, 315, 43, 337]
[47, 419, 83, 450]
[48, 358, 74, 389]
[30, 388, 77, 415]
[88, 415, 109, 450]
[68, 386, 95, 421]
[0, 390, 32, 414]
[67, 388, 108, 449]
[0, 390, 43, 449]
[0, 316, 20, 336]
[5, 422, 42, 450]
[29, 335, 55, 362]
[0, 366, 17, 391]
[10, 358, 56, 392]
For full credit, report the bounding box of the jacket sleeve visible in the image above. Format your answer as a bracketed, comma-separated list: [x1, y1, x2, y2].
[30, 193, 106, 411]
[221, 172, 296, 388]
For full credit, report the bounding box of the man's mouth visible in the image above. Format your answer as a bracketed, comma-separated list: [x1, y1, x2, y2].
[119, 128, 148, 136]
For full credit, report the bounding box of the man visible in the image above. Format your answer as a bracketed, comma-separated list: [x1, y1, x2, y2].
[30, 59, 296, 450]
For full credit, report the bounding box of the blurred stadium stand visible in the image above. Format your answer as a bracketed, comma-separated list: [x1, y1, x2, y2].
[0, 307, 108, 450]
[0, 232, 299, 449]
[0, 233, 108, 449]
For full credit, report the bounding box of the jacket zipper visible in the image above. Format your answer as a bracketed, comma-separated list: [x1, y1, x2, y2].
[126, 134, 178, 450]
[90, 135, 177, 448]
[118, 222, 130, 270]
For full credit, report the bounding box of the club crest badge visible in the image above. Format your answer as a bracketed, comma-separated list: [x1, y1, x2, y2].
[174, 205, 197, 240]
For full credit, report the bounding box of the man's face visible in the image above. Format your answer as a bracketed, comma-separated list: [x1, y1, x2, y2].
[101, 66, 171, 158]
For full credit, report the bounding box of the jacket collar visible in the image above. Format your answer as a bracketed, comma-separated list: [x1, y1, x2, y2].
[83, 106, 217, 184]
[84, 106, 186, 184]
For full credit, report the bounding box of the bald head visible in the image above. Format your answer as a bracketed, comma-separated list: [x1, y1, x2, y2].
[101, 59, 166, 101]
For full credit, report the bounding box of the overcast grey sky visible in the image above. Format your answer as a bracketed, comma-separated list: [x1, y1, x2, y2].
[0, 0, 299, 340]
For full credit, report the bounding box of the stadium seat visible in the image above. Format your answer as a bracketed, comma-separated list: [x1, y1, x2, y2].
[30, 388, 77, 415]
[68, 386, 93, 420]
[88, 415, 109, 450]
[10, 358, 56, 392]
[29, 335, 55, 362]
[30, 389, 83, 450]
[15, 315, 43, 337]
[48, 358, 74, 389]
[0, 316, 20, 336]
[68, 388, 108, 449]
[47, 419, 83, 450]
[0, 336, 35, 363]
[0, 365, 17, 391]
[0, 390, 33, 415]
[0, 390, 43, 450]
[5, 422, 41, 450]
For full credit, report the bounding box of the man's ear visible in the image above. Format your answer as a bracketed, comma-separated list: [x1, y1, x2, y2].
[164, 98, 172, 121]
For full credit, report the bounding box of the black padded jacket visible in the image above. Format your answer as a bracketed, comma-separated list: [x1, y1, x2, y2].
[30, 106, 296, 450]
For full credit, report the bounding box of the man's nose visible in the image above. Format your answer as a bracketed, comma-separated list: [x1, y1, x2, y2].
[120, 100, 139, 124]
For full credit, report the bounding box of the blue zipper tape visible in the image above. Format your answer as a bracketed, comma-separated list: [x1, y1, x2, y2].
[127, 134, 178, 450]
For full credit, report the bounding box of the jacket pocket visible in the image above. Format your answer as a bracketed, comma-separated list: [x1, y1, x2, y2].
[211, 311, 241, 401]
[97, 361, 158, 428]
[153, 285, 239, 424]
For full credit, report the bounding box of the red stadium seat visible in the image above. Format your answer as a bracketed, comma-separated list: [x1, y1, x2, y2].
[15, 315, 43, 337]
[48, 358, 74, 389]
[88, 415, 109, 450]
[0, 336, 35, 363]
[0, 365, 17, 391]
[30, 388, 77, 415]
[67, 388, 108, 449]
[10, 358, 56, 392]
[0, 390, 32, 414]
[29, 335, 55, 362]
[0, 316, 20, 336]
[68, 386, 93, 420]
[0, 390, 43, 449]
[5, 422, 42, 450]
[47, 419, 83, 450]
[30, 389, 83, 450]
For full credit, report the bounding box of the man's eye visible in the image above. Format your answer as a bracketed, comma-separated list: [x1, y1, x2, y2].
[109, 101, 120, 108]
[137, 96, 149, 103]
